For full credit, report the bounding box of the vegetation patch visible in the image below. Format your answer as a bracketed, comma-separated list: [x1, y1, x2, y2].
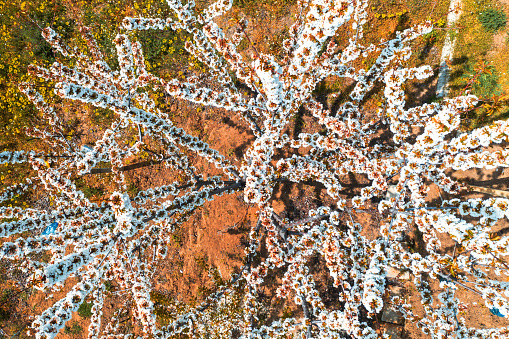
[78, 301, 93, 318]
[479, 8, 507, 32]
[64, 322, 83, 335]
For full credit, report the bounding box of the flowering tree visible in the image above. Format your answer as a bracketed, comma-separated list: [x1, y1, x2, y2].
[1, 0, 509, 338]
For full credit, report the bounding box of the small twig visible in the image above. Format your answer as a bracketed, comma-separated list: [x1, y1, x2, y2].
[235, 17, 259, 59]
[488, 249, 509, 272]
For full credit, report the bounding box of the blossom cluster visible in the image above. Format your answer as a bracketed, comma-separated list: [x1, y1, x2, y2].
[2, 0, 509, 338]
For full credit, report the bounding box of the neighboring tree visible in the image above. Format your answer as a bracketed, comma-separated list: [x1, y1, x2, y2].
[1, 0, 509, 338]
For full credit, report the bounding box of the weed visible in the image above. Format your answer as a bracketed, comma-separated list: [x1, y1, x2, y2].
[234, 0, 295, 8]
[291, 114, 306, 129]
[237, 38, 249, 51]
[150, 290, 176, 323]
[75, 177, 104, 199]
[104, 280, 113, 292]
[449, 29, 459, 42]
[0, 289, 13, 303]
[462, 95, 509, 130]
[194, 255, 210, 272]
[172, 232, 183, 247]
[268, 29, 290, 57]
[90, 107, 115, 126]
[134, 28, 188, 74]
[127, 182, 140, 197]
[19, 291, 29, 301]
[372, 9, 408, 20]
[422, 30, 442, 44]
[281, 306, 293, 319]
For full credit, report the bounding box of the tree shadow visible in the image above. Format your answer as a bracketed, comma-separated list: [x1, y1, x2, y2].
[382, 12, 411, 42]
[464, 173, 508, 187]
[221, 115, 259, 133]
[234, 138, 255, 159]
[359, 81, 384, 107]
[368, 124, 395, 149]
[417, 39, 437, 62]
[335, 173, 372, 199]
[307, 253, 342, 309]
[330, 82, 357, 116]
[405, 69, 440, 107]
[491, 221, 509, 239]
[291, 105, 307, 139]
[445, 55, 470, 93]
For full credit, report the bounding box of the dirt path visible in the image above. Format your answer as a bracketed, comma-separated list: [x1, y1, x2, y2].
[436, 0, 463, 98]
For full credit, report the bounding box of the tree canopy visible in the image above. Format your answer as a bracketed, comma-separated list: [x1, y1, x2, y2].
[1, 0, 509, 338]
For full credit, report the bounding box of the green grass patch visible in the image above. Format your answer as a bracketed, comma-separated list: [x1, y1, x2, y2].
[64, 322, 83, 335]
[78, 301, 93, 318]
[74, 177, 104, 199]
[462, 62, 502, 97]
[479, 8, 507, 32]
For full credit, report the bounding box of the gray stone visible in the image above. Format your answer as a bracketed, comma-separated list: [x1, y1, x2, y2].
[382, 305, 405, 325]
[386, 185, 399, 200]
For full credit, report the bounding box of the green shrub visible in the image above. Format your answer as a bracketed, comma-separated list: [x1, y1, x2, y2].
[422, 29, 441, 43]
[478, 8, 507, 32]
[459, 62, 508, 130]
[474, 71, 502, 97]
[459, 62, 501, 98]
[78, 301, 93, 318]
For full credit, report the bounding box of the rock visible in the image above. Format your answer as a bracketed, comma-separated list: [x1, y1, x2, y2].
[382, 305, 405, 325]
[386, 267, 399, 278]
[388, 285, 403, 297]
[386, 267, 411, 280]
[399, 271, 410, 280]
[386, 185, 399, 200]
[382, 285, 406, 326]
[380, 323, 403, 339]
